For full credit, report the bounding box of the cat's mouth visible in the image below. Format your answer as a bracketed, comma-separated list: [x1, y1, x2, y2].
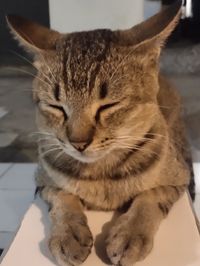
[62, 145, 110, 163]
[74, 153, 103, 163]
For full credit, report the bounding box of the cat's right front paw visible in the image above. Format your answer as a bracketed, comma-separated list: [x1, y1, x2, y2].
[49, 220, 93, 266]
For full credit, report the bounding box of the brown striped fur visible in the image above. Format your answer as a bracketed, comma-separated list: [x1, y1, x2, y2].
[8, 1, 192, 265]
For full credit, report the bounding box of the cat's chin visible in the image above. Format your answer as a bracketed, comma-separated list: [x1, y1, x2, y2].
[70, 153, 104, 163]
[74, 155, 101, 163]
[65, 149, 108, 163]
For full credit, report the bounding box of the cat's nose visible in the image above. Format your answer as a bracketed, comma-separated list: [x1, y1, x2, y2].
[70, 141, 89, 152]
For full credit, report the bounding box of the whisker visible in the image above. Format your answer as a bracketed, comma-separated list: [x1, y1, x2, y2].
[39, 143, 60, 149]
[12, 28, 57, 84]
[116, 136, 152, 140]
[38, 136, 56, 141]
[29, 132, 56, 143]
[36, 138, 57, 143]
[41, 58, 57, 84]
[30, 133, 55, 141]
[5, 67, 52, 88]
[53, 150, 65, 163]
[32, 46, 57, 83]
[10, 50, 56, 86]
[109, 50, 134, 82]
[93, 135, 158, 151]
[146, 133, 167, 138]
[111, 74, 130, 87]
[138, 146, 161, 159]
[10, 50, 38, 70]
[116, 144, 161, 159]
[116, 133, 167, 140]
[158, 105, 171, 109]
[31, 131, 54, 136]
[115, 137, 157, 144]
[40, 147, 62, 157]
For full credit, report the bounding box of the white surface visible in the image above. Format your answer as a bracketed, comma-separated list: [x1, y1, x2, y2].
[1, 193, 200, 266]
[0, 164, 37, 190]
[49, 0, 144, 32]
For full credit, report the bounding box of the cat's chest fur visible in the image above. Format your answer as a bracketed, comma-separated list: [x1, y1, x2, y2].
[41, 160, 156, 210]
[39, 148, 189, 211]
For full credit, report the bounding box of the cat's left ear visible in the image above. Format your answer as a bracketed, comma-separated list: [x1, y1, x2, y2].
[115, 0, 182, 54]
[6, 15, 61, 53]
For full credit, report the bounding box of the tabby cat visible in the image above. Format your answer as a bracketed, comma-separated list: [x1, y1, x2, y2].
[8, 1, 193, 265]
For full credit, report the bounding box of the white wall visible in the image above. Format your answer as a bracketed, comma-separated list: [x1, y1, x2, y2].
[144, 0, 161, 19]
[49, 0, 144, 33]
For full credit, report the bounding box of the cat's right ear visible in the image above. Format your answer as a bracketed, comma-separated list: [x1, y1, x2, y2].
[115, 0, 182, 54]
[6, 15, 61, 53]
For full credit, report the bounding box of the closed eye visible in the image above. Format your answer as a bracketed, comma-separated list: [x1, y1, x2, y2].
[95, 102, 120, 122]
[49, 104, 68, 120]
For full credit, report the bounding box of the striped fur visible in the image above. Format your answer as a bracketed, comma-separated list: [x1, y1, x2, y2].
[8, 2, 193, 265]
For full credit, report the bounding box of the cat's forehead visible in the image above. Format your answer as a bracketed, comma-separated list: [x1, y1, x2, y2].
[61, 29, 114, 58]
[54, 29, 115, 94]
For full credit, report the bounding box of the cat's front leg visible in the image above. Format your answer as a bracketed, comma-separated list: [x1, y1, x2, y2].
[106, 185, 186, 266]
[41, 187, 93, 266]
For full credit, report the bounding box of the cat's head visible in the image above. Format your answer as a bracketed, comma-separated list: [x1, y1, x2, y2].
[7, 1, 181, 163]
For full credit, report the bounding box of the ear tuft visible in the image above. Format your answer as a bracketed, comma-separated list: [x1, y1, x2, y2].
[6, 15, 61, 53]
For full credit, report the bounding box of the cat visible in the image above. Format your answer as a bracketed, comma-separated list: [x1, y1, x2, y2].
[7, 1, 193, 265]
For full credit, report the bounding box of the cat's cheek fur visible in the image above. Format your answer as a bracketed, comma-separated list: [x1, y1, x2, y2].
[36, 110, 63, 134]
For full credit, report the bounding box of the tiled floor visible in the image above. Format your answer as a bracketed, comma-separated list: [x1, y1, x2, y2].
[0, 163, 36, 256]
[0, 75, 37, 162]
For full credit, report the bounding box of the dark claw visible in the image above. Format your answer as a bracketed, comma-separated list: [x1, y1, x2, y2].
[60, 245, 66, 255]
[73, 255, 79, 260]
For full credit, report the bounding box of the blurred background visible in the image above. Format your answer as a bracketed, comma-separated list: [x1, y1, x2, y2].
[0, 0, 199, 260]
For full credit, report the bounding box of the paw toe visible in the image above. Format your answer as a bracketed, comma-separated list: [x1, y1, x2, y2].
[49, 225, 93, 266]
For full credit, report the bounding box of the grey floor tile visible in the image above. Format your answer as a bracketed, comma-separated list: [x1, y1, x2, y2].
[0, 232, 15, 250]
[0, 190, 35, 232]
[0, 163, 37, 190]
[0, 164, 12, 178]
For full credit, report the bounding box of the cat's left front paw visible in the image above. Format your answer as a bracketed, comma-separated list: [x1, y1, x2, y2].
[106, 216, 153, 266]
